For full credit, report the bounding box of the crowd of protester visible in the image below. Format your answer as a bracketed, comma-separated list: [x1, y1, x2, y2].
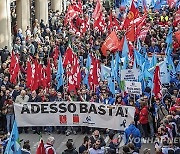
[0, 0, 180, 153]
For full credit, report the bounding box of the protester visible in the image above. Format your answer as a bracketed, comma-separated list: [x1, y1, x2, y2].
[79, 136, 90, 154]
[44, 136, 56, 154]
[62, 139, 78, 154]
[88, 139, 105, 154]
[21, 140, 31, 154]
[89, 130, 106, 148]
[124, 121, 141, 149]
[138, 101, 149, 138]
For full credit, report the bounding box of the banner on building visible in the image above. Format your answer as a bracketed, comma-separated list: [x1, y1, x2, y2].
[121, 69, 140, 82]
[125, 81, 142, 95]
[14, 102, 135, 130]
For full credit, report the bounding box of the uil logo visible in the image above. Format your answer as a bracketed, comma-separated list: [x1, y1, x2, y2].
[127, 11, 134, 20]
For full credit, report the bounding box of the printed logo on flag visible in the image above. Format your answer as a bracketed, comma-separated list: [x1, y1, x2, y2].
[127, 11, 134, 20]
[59, 115, 67, 124]
[73, 114, 79, 124]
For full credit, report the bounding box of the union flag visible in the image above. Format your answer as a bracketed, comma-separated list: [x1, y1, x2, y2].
[123, 1, 139, 29]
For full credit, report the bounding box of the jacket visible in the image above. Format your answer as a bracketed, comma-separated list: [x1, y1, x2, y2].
[139, 106, 148, 124]
[62, 148, 78, 154]
[157, 104, 168, 121]
[125, 124, 141, 148]
[15, 95, 29, 104]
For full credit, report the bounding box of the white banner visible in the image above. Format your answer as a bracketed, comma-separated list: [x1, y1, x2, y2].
[121, 69, 140, 82]
[125, 81, 142, 95]
[14, 102, 135, 130]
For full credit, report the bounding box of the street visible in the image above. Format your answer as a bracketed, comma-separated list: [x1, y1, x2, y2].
[20, 133, 155, 154]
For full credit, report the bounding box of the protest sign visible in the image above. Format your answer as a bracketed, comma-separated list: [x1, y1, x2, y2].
[121, 69, 140, 82]
[125, 81, 142, 95]
[14, 102, 135, 130]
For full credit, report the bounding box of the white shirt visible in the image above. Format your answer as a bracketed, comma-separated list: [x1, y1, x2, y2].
[89, 147, 105, 154]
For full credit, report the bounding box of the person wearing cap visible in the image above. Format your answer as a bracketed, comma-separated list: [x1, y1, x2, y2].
[44, 136, 56, 154]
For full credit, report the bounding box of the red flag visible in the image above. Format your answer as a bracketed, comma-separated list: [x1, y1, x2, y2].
[38, 64, 43, 87]
[126, 24, 135, 42]
[92, 0, 101, 19]
[53, 46, 59, 68]
[88, 56, 95, 89]
[112, 17, 121, 31]
[75, 57, 81, 89]
[175, 30, 180, 44]
[80, 17, 88, 34]
[101, 31, 119, 56]
[31, 59, 39, 91]
[153, 66, 162, 99]
[10, 51, 20, 84]
[63, 48, 76, 92]
[41, 67, 47, 89]
[138, 26, 150, 41]
[46, 60, 51, 88]
[92, 58, 100, 86]
[63, 47, 74, 67]
[64, 5, 78, 25]
[88, 56, 100, 90]
[93, 12, 106, 32]
[72, 0, 83, 13]
[123, 2, 139, 29]
[36, 139, 45, 154]
[26, 61, 32, 88]
[135, 16, 147, 36]
[9, 51, 16, 75]
[167, 0, 177, 8]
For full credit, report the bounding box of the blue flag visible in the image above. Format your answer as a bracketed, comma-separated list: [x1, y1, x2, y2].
[83, 54, 91, 87]
[166, 55, 176, 78]
[122, 55, 128, 69]
[144, 69, 153, 88]
[151, 0, 155, 7]
[149, 53, 157, 68]
[4, 121, 21, 154]
[136, 38, 142, 51]
[134, 50, 146, 69]
[165, 26, 173, 55]
[101, 64, 111, 80]
[133, 56, 137, 69]
[122, 36, 129, 58]
[114, 52, 121, 83]
[56, 54, 64, 90]
[159, 59, 170, 84]
[109, 56, 115, 95]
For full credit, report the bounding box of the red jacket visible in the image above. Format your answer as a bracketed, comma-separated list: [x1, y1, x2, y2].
[139, 106, 148, 124]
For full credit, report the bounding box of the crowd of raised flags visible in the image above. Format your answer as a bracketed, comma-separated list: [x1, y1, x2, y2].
[1, 0, 180, 153]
